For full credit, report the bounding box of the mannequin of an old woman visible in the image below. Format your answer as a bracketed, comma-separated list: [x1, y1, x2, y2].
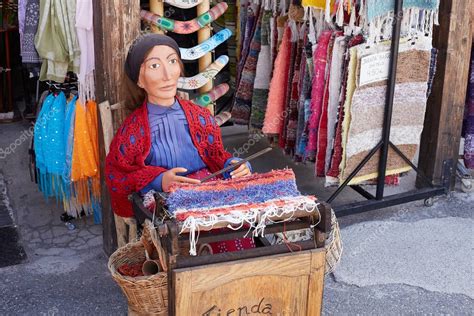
[105, 34, 251, 218]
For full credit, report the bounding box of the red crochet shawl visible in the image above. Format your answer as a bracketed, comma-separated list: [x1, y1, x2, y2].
[105, 98, 232, 217]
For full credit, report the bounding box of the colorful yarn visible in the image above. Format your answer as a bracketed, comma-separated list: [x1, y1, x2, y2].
[167, 169, 300, 213]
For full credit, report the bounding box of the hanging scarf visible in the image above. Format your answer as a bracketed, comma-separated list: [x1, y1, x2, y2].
[262, 25, 292, 136]
[71, 100, 100, 218]
[250, 10, 273, 129]
[306, 30, 332, 161]
[283, 27, 304, 154]
[315, 32, 341, 176]
[232, 6, 263, 125]
[326, 34, 363, 185]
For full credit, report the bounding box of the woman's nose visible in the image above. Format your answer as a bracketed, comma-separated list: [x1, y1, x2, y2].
[162, 64, 171, 81]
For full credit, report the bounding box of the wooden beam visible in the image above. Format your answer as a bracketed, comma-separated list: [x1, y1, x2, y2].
[93, 0, 141, 256]
[197, 1, 214, 115]
[418, 0, 473, 189]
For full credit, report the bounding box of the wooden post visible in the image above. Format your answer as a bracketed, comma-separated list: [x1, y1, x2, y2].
[197, 1, 214, 115]
[93, 1, 141, 255]
[150, 0, 164, 34]
[418, 0, 473, 189]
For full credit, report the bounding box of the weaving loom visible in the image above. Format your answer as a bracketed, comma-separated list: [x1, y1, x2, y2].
[135, 169, 324, 256]
[169, 169, 320, 255]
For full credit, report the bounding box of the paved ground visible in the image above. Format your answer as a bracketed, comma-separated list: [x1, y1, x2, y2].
[0, 122, 472, 315]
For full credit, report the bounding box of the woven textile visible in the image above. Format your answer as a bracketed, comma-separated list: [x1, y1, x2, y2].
[325, 35, 363, 185]
[324, 35, 347, 175]
[306, 30, 332, 161]
[295, 42, 315, 161]
[167, 169, 318, 255]
[262, 26, 292, 135]
[236, 5, 258, 86]
[463, 46, 474, 169]
[250, 10, 273, 129]
[280, 31, 299, 149]
[341, 38, 432, 184]
[232, 7, 263, 125]
[315, 32, 340, 176]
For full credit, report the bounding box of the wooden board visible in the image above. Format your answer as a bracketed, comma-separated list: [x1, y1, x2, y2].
[93, 0, 141, 255]
[418, 0, 473, 189]
[172, 249, 325, 316]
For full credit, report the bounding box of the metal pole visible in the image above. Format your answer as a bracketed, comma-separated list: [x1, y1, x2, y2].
[375, 0, 403, 200]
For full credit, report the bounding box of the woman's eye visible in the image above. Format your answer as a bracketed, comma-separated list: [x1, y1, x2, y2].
[149, 63, 160, 69]
[169, 59, 177, 64]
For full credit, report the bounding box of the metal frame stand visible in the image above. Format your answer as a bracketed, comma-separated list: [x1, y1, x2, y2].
[326, 0, 447, 217]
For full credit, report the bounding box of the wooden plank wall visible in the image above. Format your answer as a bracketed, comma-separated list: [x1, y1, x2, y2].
[93, 1, 141, 255]
[418, 0, 473, 189]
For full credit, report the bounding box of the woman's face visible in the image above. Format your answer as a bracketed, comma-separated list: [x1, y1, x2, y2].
[138, 45, 181, 105]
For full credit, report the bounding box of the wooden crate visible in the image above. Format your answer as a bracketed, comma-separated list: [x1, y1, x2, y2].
[171, 249, 326, 316]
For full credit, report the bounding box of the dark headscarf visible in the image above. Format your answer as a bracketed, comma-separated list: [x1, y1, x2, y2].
[124, 34, 181, 83]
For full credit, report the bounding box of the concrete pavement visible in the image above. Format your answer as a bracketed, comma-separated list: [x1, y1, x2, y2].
[0, 121, 472, 315]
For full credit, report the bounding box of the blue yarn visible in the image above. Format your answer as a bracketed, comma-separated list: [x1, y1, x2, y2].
[167, 179, 301, 213]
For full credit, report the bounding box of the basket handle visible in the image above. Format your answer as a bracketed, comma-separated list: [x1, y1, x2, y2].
[142, 219, 168, 272]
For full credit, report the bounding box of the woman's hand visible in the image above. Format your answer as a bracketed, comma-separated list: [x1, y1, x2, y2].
[229, 160, 252, 178]
[162, 167, 201, 192]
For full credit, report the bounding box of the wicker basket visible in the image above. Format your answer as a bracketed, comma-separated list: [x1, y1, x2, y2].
[108, 220, 168, 315]
[324, 209, 343, 274]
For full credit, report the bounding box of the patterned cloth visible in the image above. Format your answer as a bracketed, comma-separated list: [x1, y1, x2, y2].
[21, 0, 41, 65]
[232, 6, 263, 125]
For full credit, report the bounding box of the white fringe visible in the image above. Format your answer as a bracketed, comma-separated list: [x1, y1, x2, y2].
[178, 196, 320, 256]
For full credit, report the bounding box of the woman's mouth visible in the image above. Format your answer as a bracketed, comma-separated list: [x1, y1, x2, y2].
[161, 85, 176, 91]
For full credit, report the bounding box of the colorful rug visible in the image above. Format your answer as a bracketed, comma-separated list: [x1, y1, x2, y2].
[341, 37, 432, 184]
[166, 169, 318, 255]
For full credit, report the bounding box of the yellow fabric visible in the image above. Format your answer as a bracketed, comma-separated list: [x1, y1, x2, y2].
[71, 100, 100, 207]
[302, 0, 335, 10]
